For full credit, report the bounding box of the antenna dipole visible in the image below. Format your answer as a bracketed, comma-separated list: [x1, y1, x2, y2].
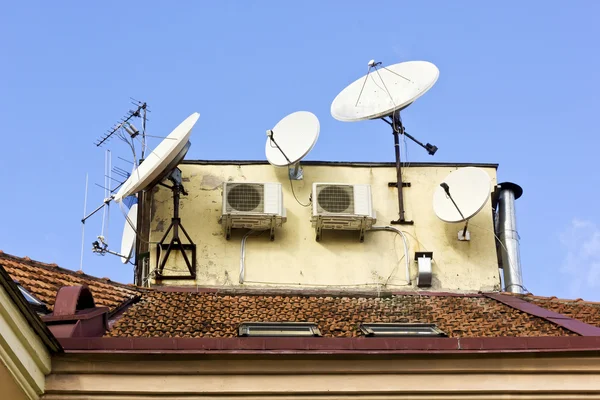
[95, 100, 149, 147]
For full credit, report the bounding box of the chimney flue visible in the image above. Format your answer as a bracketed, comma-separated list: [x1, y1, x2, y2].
[496, 182, 524, 294]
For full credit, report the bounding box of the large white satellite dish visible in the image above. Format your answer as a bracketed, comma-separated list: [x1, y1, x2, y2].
[331, 61, 439, 122]
[113, 112, 199, 202]
[433, 167, 492, 223]
[120, 203, 137, 264]
[265, 111, 320, 179]
[330, 60, 439, 225]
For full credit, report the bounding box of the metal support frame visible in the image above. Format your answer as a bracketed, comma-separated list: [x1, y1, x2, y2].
[155, 170, 196, 280]
[381, 111, 438, 226]
[314, 216, 367, 243]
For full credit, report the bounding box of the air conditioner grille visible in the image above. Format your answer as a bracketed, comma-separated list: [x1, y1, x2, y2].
[226, 183, 264, 212]
[316, 185, 354, 214]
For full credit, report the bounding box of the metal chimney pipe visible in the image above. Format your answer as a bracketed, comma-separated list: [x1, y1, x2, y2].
[496, 182, 524, 294]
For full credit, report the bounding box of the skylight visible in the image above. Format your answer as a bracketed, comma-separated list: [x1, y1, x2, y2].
[239, 322, 321, 337]
[16, 283, 44, 306]
[359, 323, 446, 337]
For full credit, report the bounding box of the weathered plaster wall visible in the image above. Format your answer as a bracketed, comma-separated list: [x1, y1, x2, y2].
[146, 162, 500, 291]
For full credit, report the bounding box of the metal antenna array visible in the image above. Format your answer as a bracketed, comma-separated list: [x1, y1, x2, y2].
[95, 99, 150, 158]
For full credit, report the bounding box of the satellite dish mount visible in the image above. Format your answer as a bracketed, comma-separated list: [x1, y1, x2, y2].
[155, 168, 197, 279]
[381, 110, 438, 225]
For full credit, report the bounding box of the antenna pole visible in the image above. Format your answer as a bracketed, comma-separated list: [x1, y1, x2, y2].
[80, 173, 89, 272]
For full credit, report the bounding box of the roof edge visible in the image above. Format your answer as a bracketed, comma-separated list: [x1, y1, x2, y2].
[0, 264, 63, 353]
[59, 336, 600, 354]
[150, 286, 484, 298]
[0, 251, 143, 293]
[179, 160, 500, 169]
[484, 293, 600, 336]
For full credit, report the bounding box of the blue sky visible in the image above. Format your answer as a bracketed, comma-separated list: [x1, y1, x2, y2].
[1, 1, 599, 300]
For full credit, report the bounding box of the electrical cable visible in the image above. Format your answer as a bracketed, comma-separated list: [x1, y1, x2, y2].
[370, 226, 411, 284]
[239, 230, 265, 284]
[268, 133, 311, 207]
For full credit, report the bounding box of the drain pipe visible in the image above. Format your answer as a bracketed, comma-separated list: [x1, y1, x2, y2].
[496, 182, 524, 294]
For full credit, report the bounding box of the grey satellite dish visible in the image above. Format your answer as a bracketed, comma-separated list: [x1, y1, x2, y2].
[265, 111, 320, 180]
[331, 60, 440, 225]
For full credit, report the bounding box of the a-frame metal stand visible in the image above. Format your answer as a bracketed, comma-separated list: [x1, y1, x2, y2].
[382, 111, 438, 225]
[155, 168, 196, 280]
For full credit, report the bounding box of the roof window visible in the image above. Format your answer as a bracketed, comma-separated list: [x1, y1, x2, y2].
[239, 322, 321, 337]
[359, 323, 446, 337]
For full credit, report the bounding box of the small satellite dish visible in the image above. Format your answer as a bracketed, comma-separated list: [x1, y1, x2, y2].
[433, 167, 492, 224]
[265, 111, 320, 180]
[331, 61, 439, 122]
[113, 112, 199, 202]
[120, 203, 137, 264]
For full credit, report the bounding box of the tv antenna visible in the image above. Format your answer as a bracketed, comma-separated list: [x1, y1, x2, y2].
[433, 167, 492, 241]
[331, 60, 439, 224]
[95, 99, 150, 158]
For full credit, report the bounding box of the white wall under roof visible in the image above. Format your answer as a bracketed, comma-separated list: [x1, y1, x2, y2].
[145, 162, 500, 292]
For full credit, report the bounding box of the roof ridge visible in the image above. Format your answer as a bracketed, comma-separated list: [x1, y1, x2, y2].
[484, 293, 600, 336]
[0, 250, 143, 293]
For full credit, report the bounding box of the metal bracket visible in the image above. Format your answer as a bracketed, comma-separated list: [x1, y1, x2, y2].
[415, 251, 433, 288]
[388, 182, 411, 188]
[269, 218, 276, 241]
[391, 219, 414, 225]
[289, 164, 303, 180]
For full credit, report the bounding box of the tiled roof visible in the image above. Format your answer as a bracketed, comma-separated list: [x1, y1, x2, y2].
[106, 291, 576, 338]
[505, 293, 600, 329]
[0, 251, 141, 312]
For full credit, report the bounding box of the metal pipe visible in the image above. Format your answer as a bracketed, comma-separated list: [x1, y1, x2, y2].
[496, 182, 524, 293]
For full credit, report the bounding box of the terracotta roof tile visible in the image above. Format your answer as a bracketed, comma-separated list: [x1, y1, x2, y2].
[106, 292, 576, 338]
[0, 252, 141, 312]
[504, 292, 600, 329]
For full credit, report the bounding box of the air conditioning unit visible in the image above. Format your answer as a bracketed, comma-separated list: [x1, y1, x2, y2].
[311, 183, 376, 242]
[219, 182, 286, 240]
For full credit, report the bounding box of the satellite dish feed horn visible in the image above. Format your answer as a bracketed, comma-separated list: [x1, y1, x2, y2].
[331, 60, 440, 225]
[265, 111, 320, 180]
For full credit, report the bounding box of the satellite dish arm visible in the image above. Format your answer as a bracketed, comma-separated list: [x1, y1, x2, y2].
[81, 196, 114, 224]
[440, 183, 469, 236]
[381, 117, 438, 156]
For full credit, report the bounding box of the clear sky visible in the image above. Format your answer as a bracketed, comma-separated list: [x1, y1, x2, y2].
[1, 1, 599, 300]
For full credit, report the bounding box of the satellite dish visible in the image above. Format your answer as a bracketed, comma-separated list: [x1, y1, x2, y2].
[120, 203, 137, 264]
[433, 167, 492, 223]
[113, 112, 199, 202]
[265, 111, 320, 180]
[331, 61, 439, 122]
[330, 60, 439, 225]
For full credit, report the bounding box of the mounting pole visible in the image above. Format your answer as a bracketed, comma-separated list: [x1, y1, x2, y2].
[391, 126, 412, 225]
[381, 111, 438, 225]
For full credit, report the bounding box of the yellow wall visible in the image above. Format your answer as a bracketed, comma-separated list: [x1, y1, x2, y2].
[0, 360, 29, 400]
[147, 162, 500, 291]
